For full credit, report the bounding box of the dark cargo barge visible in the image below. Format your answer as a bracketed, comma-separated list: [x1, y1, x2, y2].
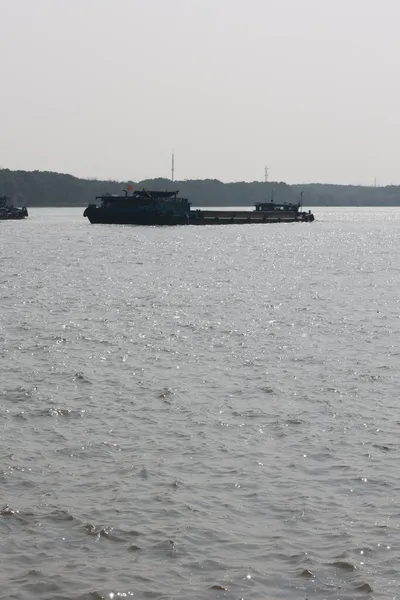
[0, 196, 28, 220]
[83, 189, 314, 225]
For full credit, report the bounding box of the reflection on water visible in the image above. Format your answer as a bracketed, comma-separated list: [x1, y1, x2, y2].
[0, 207, 399, 599]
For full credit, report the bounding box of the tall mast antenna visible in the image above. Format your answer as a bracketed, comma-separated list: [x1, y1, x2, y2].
[171, 152, 175, 183]
[264, 166, 269, 183]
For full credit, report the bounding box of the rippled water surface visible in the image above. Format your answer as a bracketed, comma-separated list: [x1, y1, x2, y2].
[1, 207, 400, 600]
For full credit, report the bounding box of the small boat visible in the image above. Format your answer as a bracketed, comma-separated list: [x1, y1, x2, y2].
[83, 188, 314, 225]
[0, 196, 28, 220]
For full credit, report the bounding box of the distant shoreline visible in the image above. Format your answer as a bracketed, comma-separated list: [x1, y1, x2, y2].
[2, 168, 400, 207]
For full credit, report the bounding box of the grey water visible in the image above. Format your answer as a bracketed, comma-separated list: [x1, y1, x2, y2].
[1, 207, 400, 600]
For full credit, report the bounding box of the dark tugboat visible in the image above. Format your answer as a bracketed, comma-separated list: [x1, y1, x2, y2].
[0, 196, 28, 220]
[83, 188, 314, 225]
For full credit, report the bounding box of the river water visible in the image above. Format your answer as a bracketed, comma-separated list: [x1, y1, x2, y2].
[1, 207, 400, 600]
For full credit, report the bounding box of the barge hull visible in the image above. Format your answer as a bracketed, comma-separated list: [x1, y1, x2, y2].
[85, 209, 314, 225]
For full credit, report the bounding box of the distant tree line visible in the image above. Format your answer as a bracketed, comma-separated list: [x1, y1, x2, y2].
[1, 168, 400, 207]
[292, 183, 400, 206]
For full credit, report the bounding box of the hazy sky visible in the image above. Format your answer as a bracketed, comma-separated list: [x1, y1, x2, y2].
[1, 0, 399, 184]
